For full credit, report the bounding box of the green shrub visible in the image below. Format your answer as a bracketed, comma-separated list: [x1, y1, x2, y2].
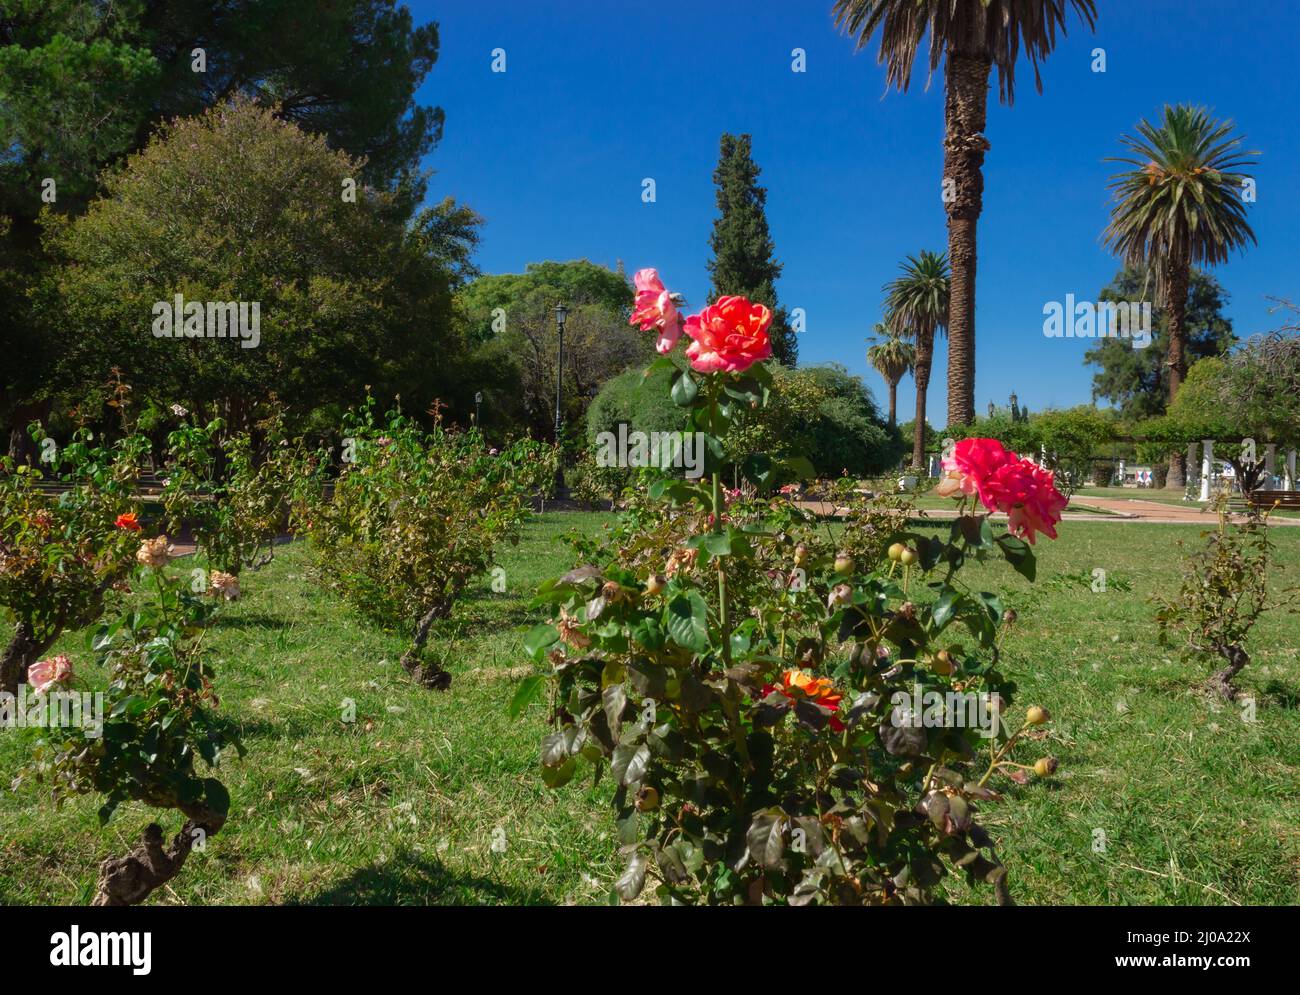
[298, 400, 552, 687]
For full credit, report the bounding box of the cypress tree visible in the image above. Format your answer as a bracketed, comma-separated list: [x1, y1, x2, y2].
[706, 133, 797, 366]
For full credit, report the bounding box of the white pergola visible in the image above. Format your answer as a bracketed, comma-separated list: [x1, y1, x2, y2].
[1189, 440, 1298, 501]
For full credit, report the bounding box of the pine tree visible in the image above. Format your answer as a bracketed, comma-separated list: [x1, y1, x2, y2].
[706, 133, 797, 366]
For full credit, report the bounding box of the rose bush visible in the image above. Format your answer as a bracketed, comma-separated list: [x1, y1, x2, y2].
[20, 529, 238, 906]
[0, 425, 148, 695]
[516, 269, 1066, 905]
[293, 398, 556, 688]
[160, 413, 299, 578]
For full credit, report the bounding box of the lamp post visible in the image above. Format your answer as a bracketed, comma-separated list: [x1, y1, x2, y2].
[474, 390, 482, 427]
[553, 303, 568, 493]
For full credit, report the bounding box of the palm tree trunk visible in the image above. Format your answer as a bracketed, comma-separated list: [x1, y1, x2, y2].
[887, 379, 898, 429]
[943, 50, 991, 429]
[911, 343, 933, 472]
[1164, 258, 1192, 489]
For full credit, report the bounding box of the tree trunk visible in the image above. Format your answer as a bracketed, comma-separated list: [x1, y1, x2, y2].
[0, 622, 56, 697]
[1163, 259, 1192, 489]
[911, 339, 933, 472]
[1208, 643, 1249, 701]
[399, 601, 453, 690]
[93, 800, 226, 906]
[887, 379, 898, 429]
[942, 50, 991, 429]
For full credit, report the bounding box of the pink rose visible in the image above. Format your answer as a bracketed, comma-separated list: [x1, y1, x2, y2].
[29, 654, 73, 695]
[985, 460, 1068, 544]
[683, 296, 773, 374]
[940, 438, 1017, 509]
[629, 268, 683, 354]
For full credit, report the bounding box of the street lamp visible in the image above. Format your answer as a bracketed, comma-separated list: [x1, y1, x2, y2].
[474, 390, 482, 426]
[553, 303, 568, 493]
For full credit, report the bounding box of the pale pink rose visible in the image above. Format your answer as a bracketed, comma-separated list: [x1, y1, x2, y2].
[934, 471, 964, 499]
[629, 269, 683, 354]
[209, 570, 240, 600]
[136, 536, 173, 569]
[29, 654, 73, 695]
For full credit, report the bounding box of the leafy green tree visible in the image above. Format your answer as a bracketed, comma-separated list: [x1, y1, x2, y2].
[1085, 267, 1235, 419]
[1103, 104, 1258, 487]
[460, 261, 641, 437]
[706, 133, 797, 366]
[1, 0, 445, 449]
[835, 0, 1098, 426]
[46, 99, 479, 430]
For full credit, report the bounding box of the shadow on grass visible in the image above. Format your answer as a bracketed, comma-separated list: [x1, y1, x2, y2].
[1261, 679, 1300, 710]
[212, 613, 293, 631]
[285, 849, 556, 906]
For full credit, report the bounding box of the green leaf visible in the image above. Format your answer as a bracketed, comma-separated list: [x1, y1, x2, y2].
[931, 586, 962, 631]
[522, 624, 559, 662]
[997, 535, 1037, 582]
[746, 809, 787, 870]
[542, 757, 577, 788]
[507, 674, 546, 718]
[611, 743, 650, 786]
[203, 778, 230, 818]
[630, 616, 666, 651]
[671, 371, 699, 406]
[615, 849, 647, 902]
[666, 591, 709, 654]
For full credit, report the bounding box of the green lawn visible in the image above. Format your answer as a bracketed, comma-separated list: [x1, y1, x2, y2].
[3, 512, 1299, 905]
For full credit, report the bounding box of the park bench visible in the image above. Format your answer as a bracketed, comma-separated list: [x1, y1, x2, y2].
[1246, 489, 1300, 510]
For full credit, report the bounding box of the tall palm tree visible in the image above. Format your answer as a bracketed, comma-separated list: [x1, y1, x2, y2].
[834, 0, 1097, 428]
[866, 322, 914, 429]
[1103, 104, 1258, 488]
[884, 251, 950, 471]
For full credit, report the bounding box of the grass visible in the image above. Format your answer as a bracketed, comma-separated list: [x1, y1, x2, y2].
[2, 511, 1299, 906]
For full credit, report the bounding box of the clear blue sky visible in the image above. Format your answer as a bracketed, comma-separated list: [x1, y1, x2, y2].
[407, 0, 1299, 423]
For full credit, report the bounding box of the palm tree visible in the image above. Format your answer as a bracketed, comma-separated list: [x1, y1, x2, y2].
[884, 251, 950, 471]
[1103, 104, 1258, 488]
[834, 0, 1097, 427]
[866, 322, 914, 429]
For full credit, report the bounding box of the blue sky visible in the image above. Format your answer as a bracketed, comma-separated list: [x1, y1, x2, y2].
[407, 0, 1299, 423]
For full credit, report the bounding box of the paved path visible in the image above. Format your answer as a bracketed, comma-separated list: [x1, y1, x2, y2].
[797, 496, 1300, 526]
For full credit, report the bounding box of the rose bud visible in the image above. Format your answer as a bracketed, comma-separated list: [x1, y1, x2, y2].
[827, 583, 853, 608]
[1025, 705, 1050, 726]
[833, 553, 855, 575]
[635, 785, 660, 812]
